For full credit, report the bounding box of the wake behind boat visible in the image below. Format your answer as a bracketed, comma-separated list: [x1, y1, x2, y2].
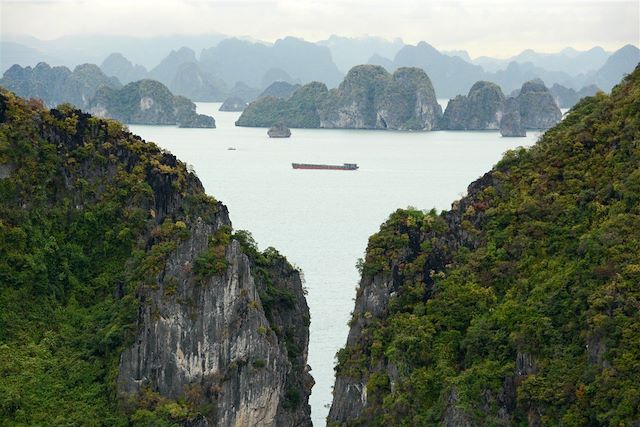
[292, 163, 359, 171]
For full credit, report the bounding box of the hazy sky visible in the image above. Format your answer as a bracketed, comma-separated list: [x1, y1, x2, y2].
[1, 0, 638, 57]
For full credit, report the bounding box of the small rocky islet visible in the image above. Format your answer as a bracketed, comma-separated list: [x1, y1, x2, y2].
[267, 123, 292, 138]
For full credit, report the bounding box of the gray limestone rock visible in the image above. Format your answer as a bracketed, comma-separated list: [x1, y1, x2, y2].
[512, 79, 562, 129]
[500, 110, 526, 137]
[320, 65, 441, 130]
[267, 123, 291, 138]
[117, 215, 311, 426]
[441, 81, 506, 130]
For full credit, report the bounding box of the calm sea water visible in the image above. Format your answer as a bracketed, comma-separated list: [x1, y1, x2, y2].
[129, 102, 541, 426]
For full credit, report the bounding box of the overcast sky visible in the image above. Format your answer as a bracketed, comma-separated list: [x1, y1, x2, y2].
[1, 0, 638, 58]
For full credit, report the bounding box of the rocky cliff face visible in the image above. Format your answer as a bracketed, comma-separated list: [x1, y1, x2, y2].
[329, 68, 640, 425]
[0, 89, 310, 426]
[319, 65, 390, 129]
[89, 79, 215, 127]
[440, 79, 560, 134]
[440, 81, 506, 130]
[320, 65, 441, 130]
[118, 223, 312, 427]
[510, 79, 562, 129]
[497, 79, 562, 137]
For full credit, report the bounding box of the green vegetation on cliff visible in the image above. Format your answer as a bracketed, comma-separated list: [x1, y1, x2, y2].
[0, 89, 307, 425]
[330, 67, 640, 426]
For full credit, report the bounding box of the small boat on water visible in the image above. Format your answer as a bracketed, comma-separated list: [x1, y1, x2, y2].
[292, 163, 358, 171]
[227, 147, 237, 151]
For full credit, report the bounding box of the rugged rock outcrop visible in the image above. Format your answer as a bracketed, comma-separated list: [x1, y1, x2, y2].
[0, 61, 121, 108]
[439, 79, 561, 134]
[499, 110, 526, 137]
[318, 64, 390, 129]
[0, 88, 311, 426]
[497, 79, 561, 136]
[267, 123, 291, 138]
[377, 67, 441, 130]
[88, 79, 215, 127]
[118, 226, 312, 427]
[329, 67, 640, 425]
[236, 65, 442, 130]
[320, 65, 441, 130]
[510, 79, 562, 129]
[440, 81, 506, 130]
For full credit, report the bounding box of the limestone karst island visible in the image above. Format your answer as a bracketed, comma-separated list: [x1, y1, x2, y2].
[1, 1, 639, 426]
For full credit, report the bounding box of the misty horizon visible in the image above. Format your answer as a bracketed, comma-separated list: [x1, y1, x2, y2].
[3, 31, 638, 61]
[2, 0, 638, 59]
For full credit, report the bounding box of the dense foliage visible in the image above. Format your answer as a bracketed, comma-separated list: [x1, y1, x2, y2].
[0, 89, 300, 425]
[331, 67, 640, 426]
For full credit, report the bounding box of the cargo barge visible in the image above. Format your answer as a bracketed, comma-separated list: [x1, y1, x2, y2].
[292, 163, 359, 170]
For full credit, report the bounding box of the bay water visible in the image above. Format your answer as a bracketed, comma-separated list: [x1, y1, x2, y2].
[129, 102, 540, 425]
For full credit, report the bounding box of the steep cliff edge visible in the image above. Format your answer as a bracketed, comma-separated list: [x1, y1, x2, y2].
[320, 65, 441, 130]
[329, 67, 640, 425]
[440, 81, 506, 130]
[0, 89, 310, 425]
[497, 80, 561, 137]
[441, 79, 560, 134]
